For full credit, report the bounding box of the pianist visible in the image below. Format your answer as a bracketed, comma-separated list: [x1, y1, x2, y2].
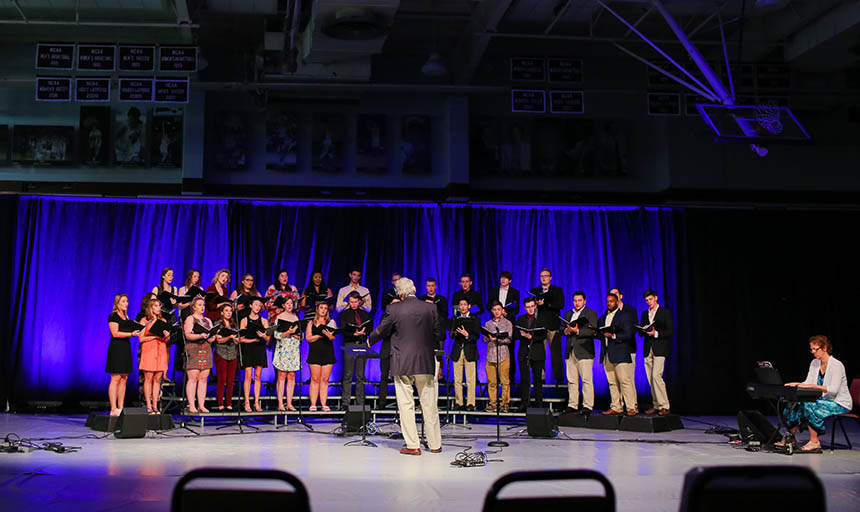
[780, 335, 852, 453]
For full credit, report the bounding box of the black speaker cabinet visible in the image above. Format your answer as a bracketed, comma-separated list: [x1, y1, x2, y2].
[526, 407, 557, 438]
[115, 407, 149, 439]
[737, 410, 778, 443]
[343, 404, 371, 432]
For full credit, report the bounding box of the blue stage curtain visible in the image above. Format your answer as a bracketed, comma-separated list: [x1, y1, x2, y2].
[228, 201, 466, 385]
[10, 197, 229, 401]
[8, 197, 678, 406]
[466, 205, 678, 394]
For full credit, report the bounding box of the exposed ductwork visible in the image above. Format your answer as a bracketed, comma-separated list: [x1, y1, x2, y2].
[266, 0, 400, 81]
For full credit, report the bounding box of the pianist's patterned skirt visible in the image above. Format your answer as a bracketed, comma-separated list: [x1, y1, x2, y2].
[783, 399, 849, 433]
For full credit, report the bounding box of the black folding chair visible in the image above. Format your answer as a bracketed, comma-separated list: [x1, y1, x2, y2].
[679, 465, 825, 512]
[483, 469, 615, 512]
[171, 468, 311, 512]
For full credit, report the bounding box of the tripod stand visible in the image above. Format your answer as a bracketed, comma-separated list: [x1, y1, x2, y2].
[342, 344, 379, 446]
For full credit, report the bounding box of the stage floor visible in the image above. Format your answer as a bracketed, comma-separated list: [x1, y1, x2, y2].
[0, 413, 858, 511]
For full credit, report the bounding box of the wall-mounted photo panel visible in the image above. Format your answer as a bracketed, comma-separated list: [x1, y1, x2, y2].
[356, 114, 387, 174]
[113, 106, 147, 166]
[12, 125, 75, 164]
[312, 112, 344, 173]
[265, 111, 299, 172]
[151, 107, 183, 168]
[79, 106, 110, 166]
[400, 115, 431, 175]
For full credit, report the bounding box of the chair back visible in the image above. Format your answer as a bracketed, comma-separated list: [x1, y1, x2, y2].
[170, 468, 311, 512]
[849, 378, 860, 409]
[679, 465, 824, 512]
[483, 469, 614, 512]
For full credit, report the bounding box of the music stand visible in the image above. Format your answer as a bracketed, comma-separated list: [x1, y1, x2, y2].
[486, 328, 510, 448]
[342, 345, 380, 447]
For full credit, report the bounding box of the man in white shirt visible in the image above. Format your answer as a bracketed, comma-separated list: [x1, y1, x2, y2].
[335, 268, 372, 313]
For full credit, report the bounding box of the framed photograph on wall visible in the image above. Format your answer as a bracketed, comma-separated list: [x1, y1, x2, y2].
[210, 110, 249, 171]
[356, 114, 387, 174]
[151, 107, 183, 168]
[312, 112, 344, 173]
[265, 110, 298, 172]
[469, 117, 500, 176]
[79, 106, 110, 166]
[0, 125, 8, 163]
[400, 115, 431, 174]
[114, 106, 147, 166]
[12, 125, 75, 164]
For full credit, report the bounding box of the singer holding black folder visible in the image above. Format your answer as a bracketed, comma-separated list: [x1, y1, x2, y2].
[178, 269, 203, 320]
[213, 303, 239, 410]
[107, 294, 143, 417]
[301, 271, 334, 314]
[487, 271, 520, 386]
[305, 301, 338, 411]
[515, 297, 547, 412]
[448, 298, 481, 411]
[484, 301, 513, 412]
[561, 291, 599, 415]
[530, 269, 565, 384]
[183, 297, 214, 413]
[340, 292, 373, 408]
[140, 299, 171, 414]
[205, 269, 231, 323]
[273, 297, 302, 411]
[266, 269, 300, 319]
[239, 297, 270, 412]
[232, 274, 262, 325]
[152, 267, 178, 310]
[451, 273, 484, 316]
[598, 293, 637, 416]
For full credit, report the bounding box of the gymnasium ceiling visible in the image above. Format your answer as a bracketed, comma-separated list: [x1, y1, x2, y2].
[0, 0, 857, 81]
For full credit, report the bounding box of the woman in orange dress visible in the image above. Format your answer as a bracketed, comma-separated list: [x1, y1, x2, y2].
[140, 300, 171, 414]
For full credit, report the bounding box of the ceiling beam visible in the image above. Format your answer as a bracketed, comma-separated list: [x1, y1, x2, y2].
[784, 1, 860, 62]
[545, 0, 573, 35]
[451, 0, 515, 85]
[173, 0, 194, 43]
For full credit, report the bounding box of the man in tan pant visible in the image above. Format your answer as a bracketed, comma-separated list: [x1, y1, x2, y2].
[448, 298, 480, 411]
[367, 277, 444, 455]
[561, 291, 599, 414]
[598, 293, 638, 416]
[484, 301, 513, 412]
[638, 290, 673, 415]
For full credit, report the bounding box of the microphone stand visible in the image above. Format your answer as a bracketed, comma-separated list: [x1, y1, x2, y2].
[216, 295, 258, 433]
[488, 326, 509, 448]
[278, 325, 313, 432]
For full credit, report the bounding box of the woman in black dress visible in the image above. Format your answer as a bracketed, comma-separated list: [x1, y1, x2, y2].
[239, 296, 270, 412]
[231, 273, 262, 325]
[305, 301, 337, 411]
[107, 294, 142, 416]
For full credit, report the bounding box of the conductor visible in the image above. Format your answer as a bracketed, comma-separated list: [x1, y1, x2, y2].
[368, 277, 443, 455]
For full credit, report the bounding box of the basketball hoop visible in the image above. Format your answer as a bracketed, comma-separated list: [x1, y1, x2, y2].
[754, 101, 783, 136]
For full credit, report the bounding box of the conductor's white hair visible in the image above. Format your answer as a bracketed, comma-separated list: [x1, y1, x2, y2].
[395, 277, 416, 298]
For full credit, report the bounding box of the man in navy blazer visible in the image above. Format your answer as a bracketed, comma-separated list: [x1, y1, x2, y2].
[598, 293, 638, 416]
